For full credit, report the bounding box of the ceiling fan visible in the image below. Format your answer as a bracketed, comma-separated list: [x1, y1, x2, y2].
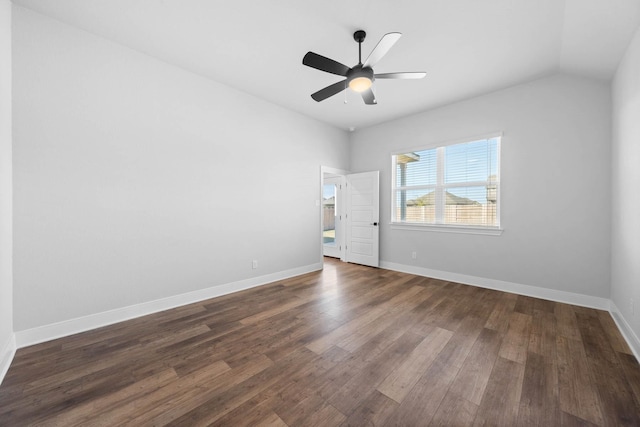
[302, 30, 426, 105]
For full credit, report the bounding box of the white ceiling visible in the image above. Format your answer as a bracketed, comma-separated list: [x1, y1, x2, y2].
[12, 0, 640, 130]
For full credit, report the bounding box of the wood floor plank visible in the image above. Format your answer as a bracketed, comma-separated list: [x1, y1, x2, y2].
[377, 326, 453, 403]
[209, 389, 293, 427]
[560, 410, 602, 426]
[434, 311, 486, 370]
[165, 349, 313, 426]
[250, 411, 289, 427]
[335, 286, 432, 352]
[575, 311, 640, 425]
[532, 297, 557, 314]
[383, 355, 461, 425]
[472, 356, 525, 426]
[429, 391, 478, 426]
[484, 291, 518, 335]
[619, 352, 640, 407]
[53, 368, 179, 426]
[306, 282, 428, 354]
[556, 335, 604, 425]
[528, 308, 557, 358]
[447, 327, 501, 405]
[2, 257, 640, 426]
[514, 294, 536, 316]
[498, 311, 532, 364]
[253, 352, 348, 426]
[113, 359, 232, 426]
[291, 402, 346, 427]
[517, 351, 560, 426]
[597, 310, 633, 355]
[405, 287, 452, 336]
[555, 302, 583, 341]
[238, 294, 312, 324]
[339, 389, 398, 427]
[327, 331, 425, 415]
[310, 317, 418, 402]
[271, 389, 332, 426]
[585, 361, 640, 426]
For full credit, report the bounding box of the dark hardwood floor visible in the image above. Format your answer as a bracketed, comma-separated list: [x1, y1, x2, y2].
[1, 257, 639, 426]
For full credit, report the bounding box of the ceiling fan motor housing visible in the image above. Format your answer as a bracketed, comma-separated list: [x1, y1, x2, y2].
[347, 65, 374, 90]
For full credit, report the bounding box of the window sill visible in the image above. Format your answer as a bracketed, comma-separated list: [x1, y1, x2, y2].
[390, 222, 503, 236]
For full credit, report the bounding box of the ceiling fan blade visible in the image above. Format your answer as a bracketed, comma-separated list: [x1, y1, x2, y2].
[311, 80, 348, 102]
[303, 52, 351, 76]
[375, 72, 427, 79]
[363, 32, 402, 68]
[361, 88, 376, 105]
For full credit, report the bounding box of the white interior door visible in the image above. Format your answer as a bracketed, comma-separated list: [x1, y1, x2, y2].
[345, 171, 379, 267]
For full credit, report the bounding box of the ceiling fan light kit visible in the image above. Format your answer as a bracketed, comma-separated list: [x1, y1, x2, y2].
[303, 29, 426, 105]
[348, 66, 374, 92]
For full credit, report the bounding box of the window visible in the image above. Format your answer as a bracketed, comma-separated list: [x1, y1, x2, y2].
[391, 134, 501, 232]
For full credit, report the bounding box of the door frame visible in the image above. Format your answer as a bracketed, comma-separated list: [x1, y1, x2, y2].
[320, 166, 349, 263]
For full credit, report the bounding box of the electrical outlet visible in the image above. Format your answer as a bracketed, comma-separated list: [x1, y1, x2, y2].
[252, 260, 258, 269]
[411, 251, 417, 260]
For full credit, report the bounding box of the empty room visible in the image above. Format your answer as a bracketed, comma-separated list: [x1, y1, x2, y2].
[1, 0, 640, 425]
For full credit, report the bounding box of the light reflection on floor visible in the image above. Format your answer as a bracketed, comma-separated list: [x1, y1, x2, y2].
[320, 257, 345, 318]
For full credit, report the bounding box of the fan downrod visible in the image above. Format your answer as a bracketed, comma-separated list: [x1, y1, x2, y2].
[353, 30, 366, 64]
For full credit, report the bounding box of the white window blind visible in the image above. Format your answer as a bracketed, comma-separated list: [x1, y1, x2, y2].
[392, 135, 500, 229]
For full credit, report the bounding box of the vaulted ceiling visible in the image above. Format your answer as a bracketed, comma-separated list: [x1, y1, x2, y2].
[12, 0, 640, 130]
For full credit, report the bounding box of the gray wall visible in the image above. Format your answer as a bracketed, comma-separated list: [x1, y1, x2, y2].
[0, 0, 14, 376]
[12, 7, 349, 331]
[612, 26, 640, 343]
[350, 74, 612, 299]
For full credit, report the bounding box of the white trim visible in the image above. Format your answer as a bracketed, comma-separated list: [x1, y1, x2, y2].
[0, 333, 16, 386]
[15, 263, 322, 348]
[390, 223, 503, 236]
[609, 301, 640, 362]
[320, 166, 350, 177]
[380, 261, 610, 310]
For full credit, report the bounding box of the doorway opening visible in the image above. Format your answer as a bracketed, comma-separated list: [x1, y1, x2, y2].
[321, 166, 347, 262]
[323, 175, 342, 259]
[320, 167, 380, 267]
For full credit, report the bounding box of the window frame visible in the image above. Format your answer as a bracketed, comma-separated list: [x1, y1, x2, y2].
[390, 132, 503, 236]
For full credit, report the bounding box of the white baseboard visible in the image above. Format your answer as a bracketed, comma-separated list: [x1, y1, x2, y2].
[380, 261, 640, 361]
[609, 301, 640, 362]
[10, 260, 640, 372]
[0, 333, 17, 386]
[380, 261, 611, 310]
[15, 262, 322, 349]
